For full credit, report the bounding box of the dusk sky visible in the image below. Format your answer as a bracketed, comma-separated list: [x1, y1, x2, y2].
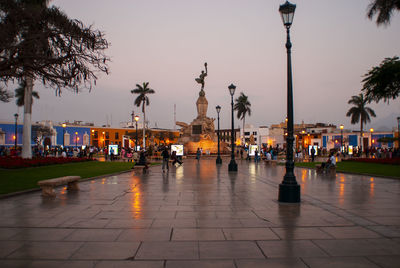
[1, 0, 399, 131]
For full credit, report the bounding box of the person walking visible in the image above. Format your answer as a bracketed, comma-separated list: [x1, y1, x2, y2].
[161, 147, 170, 172]
[310, 146, 316, 162]
[196, 148, 201, 161]
[171, 150, 182, 166]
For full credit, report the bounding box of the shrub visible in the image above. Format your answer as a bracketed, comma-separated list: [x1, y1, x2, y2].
[0, 156, 94, 169]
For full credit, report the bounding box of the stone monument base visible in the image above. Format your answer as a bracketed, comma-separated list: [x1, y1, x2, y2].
[180, 138, 229, 155]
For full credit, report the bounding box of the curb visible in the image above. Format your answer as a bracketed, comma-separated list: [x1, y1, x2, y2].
[296, 166, 400, 180]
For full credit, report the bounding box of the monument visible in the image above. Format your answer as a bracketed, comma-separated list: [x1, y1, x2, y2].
[176, 63, 227, 154]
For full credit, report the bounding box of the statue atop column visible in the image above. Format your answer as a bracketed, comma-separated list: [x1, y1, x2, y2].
[195, 62, 208, 96]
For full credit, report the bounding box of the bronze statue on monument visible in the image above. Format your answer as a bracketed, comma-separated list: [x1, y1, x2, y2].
[195, 62, 208, 96]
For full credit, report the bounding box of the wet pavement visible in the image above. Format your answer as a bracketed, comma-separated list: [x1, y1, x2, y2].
[1, 158, 400, 267]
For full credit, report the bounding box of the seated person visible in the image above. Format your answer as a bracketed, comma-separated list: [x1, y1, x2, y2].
[322, 152, 336, 171]
[134, 150, 149, 171]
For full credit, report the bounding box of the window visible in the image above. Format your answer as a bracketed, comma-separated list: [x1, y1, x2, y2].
[94, 131, 98, 139]
[244, 132, 250, 136]
[105, 132, 109, 139]
[253, 131, 257, 135]
[115, 132, 119, 139]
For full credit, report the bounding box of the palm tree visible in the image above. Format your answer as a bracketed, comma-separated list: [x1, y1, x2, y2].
[346, 94, 376, 152]
[15, 80, 39, 107]
[131, 82, 155, 149]
[234, 92, 251, 145]
[367, 0, 400, 26]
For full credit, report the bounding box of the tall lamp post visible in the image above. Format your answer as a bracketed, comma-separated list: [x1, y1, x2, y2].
[134, 115, 139, 151]
[102, 131, 105, 148]
[370, 128, 374, 148]
[216, 105, 222, 164]
[278, 1, 300, 203]
[62, 123, 66, 147]
[75, 132, 78, 148]
[340, 124, 344, 152]
[14, 113, 18, 149]
[228, 84, 237, 172]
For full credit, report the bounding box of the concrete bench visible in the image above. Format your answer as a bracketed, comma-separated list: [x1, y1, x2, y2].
[38, 176, 81, 197]
[264, 160, 277, 166]
[316, 165, 336, 175]
[132, 164, 149, 173]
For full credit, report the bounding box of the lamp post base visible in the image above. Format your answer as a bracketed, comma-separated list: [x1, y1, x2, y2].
[228, 160, 237, 171]
[278, 183, 300, 203]
[216, 156, 222, 164]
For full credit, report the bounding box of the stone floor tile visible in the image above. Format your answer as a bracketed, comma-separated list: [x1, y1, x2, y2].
[197, 219, 242, 228]
[235, 258, 308, 268]
[135, 241, 198, 260]
[313, 239, 400, 256]
[367, 256, 400, 268]
[0, 260, 95, 268]
[257, 240, 328, 258]
[71, 241, 140, 260]
[117, 228, 171, 241]
[0, 228, 22, 240]
[223, 228, 279, 240]
[9, 228, 74, 241]
[0, 241, 24, 258]
[302, 257, 380, 268]
[152, 219, 196, 228]
[320, 226, 382, 239]
[199, 241, 264, 259]
[172, 228, 225, 241]
[95, 260, 164, 268]
[272, 227, 334, 240]
[105, 219, 153, 228]
[166, 260, 235, 268]
[7, 241, 83, 259]
[64, 229, 123, 241]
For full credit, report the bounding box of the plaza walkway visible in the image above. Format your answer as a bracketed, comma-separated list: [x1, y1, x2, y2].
[0, 158, 400, 268]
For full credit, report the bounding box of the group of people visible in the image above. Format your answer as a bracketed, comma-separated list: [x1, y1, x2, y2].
[161, 147, 183, 172]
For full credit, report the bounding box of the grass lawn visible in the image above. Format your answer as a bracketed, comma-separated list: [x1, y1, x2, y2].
[295, 161, 400, 179]
[0, 161, 140, 195]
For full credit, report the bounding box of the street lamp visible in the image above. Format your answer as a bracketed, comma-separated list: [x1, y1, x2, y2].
[75, 132, 78, 148]
[134, 115, 139, 151]
[216, 105, 222, 164]
[340, 124, 344, 152]
[14, 113, 18, 150]
[228, 84, 237, 172]
[62, 123, 66, 147]
[278, 1, 300, 203]
[370, 128, 374, 147]
[102, 131, 105, 148]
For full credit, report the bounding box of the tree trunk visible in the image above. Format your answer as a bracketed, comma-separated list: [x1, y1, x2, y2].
[242, 116, 245, 145]
[143, 102, 146, 150]
[21, 75, 33, 159]
[360, 120, 364, 155]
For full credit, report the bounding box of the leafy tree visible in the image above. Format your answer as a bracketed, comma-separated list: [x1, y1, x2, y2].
[31, 124, 54, 146]
[131, 82, 155, 149]
[234, 92, 251, 145]
[14, 80, 39, 106]
[0, 0, 109, 158]
[367, 0, 400, 26]
[362, 56, 400, 103]
[0, 87, 12, 102]
[346, 94, 376, 151]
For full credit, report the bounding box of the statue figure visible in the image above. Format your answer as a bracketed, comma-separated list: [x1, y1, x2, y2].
[195, 62, 208, 93]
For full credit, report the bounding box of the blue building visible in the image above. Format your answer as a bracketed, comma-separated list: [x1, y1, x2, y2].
[0, 121, 91, 149]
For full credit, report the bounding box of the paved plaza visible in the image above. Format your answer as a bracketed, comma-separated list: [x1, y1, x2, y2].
[1, 159, 400, 267]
